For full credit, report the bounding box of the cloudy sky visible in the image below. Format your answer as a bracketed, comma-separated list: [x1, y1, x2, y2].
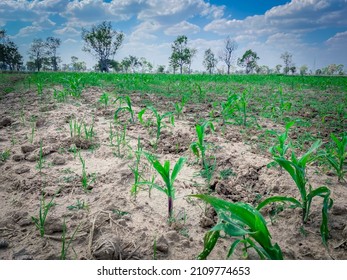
[1, 0, 347, 72]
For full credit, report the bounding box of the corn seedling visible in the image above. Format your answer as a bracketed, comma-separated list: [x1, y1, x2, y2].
[258, 140, 333, 245]
[326, 133, 347, 182]
[31, 194, 55, 237]
[69, 119, 82, 138]
[79, 153, 95, 192]
[114, 95, 135, 123]
[191, 194, 283, 260]
[36, 140, 45, 173]
[67, 199, 89, 211]
[98, 92, 110, 108]
[129, 137, 144, 200]
[60, 219, 80, 260]
[36, 80, 43, 96]
[220, 93, 239, 125]
[139, 106, 174, 145]
[190, 120, 215, 168]
[68, 144, 78, 159]
[112, 124, 130, 158]
[173, 96, 187, 119]
[0, 149, 11, 162]
[144, 153, 186, 222]
[271, 87, 292, 120]
[65, 76, 83, 98]
[53, 88, 68, 103]
[83, 119, 95, 141]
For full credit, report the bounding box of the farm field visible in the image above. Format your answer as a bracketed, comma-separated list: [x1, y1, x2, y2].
[0, 72, 346, 260]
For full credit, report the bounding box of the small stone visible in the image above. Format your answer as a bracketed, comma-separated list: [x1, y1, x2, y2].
[199, 216, 214, 228]
[12, 154, 25, 162]
[14, 165, 30, 174]
[21, 145, 35, 154]
[18, 217, 32, 227]
[156, 235, 169, 253]
[46, 218, 63, 234]
[52, 155, 66, 165]
[0, 240, 9, 249]
[118, 219, 127, 226]
[25, 153, 37, 162]
[36, 119, 45, 128]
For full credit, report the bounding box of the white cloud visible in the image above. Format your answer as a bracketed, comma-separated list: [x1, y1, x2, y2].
[164, 21, 200, 36]
[54, 26, 80, 36]
[326, 30, 347, 47]
[129, 20, 161, 41]
[63, 38, 78, 44]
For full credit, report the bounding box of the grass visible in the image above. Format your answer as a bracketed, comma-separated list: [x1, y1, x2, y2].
[31, 194, 55, 237]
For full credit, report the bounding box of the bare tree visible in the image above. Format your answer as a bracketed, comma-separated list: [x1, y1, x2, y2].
[280, 51, 293, 75]
[219, 36, 238, 74]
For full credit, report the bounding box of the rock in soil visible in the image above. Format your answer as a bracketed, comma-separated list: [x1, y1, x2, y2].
[21, 145, 36, 154]
[12, 154, 25, 162]
[92, 234, 122, 260]
[14, 165, 30, 174]
[0, 117, 12, 128]
[156, 235, 169, 254]
[0, 240, 9, 249]
[52, 154, 66, 165]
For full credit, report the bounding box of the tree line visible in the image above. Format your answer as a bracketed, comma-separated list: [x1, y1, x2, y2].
[0, 22, 344, 75]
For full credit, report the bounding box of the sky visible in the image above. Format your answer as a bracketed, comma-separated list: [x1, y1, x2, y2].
[1, 0, 347, 72]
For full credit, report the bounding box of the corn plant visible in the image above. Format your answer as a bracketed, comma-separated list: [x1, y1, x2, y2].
[98, 92, 110, 108]
[67, 199, 89, 211]
[139, 106, 174, 145]
[83, 120, 95, 141]
[114, 96, 135, 123]
[79, 153, 95, 192]
[129, 137, 144, 200]
[31, 194, 55, 237]
[271, 87, 292, 120]
[191, 194, 283, 260]
[325, 133, 347, 182]
[60, 219, 80, 260]
[173, 96, 187, 119]
[36, 80, 43, 96]
[53, 88, 68, 103]
[65, 76, 83, 98]
[0, 149, 10, 162]
[220, 93, 239, 125]
[258, 140, 333, 245]
[144, 153, 186, 221]
[111, 124, 130, 158]
[190, 120, 214, 168]
[69, 119, 82, 138]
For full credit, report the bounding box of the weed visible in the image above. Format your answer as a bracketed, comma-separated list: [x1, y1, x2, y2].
[219, 168, 236, 180]
[0, 149, 11, 162]
[79, 153, 96, 192]
[67, 199, 89, 211]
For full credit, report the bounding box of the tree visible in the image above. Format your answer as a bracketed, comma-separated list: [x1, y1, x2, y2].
[70, 56, 86, 71]
[140, 57, 153, 73]
[28, 39, 46, 72]
[237, 49, 259, 74]
[299, 65, 308, 76]
[0, 29, 23, 71]
[280, 51, 293, 75]
[203, 48, 217, 74]
[219, 36, 238, 74]
[46, 37, 61, 71]
[82, 21, 124, 72]
[289, 66, 296, 75]
[275, 64, 282, 74]
[121, 57, 131, 73]
[157, 65, 165, 73]
[170, 35, 191, 74]
[109, 60, 122, 72]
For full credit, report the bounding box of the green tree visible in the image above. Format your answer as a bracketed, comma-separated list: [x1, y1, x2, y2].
[203, 48, 218, 74]
[299, 65, 308, 76]
[71, 56, 86, 71]
[170, 35, 191, 74]
[0, 29, 23, 71]
[237, 49, 259, 74]
[28, 38, 46, 72]
[46, 37, 61, 71]
[157, 65, 165, 73]
[82, 21, 124, 72]
[219, 36, 237, 74]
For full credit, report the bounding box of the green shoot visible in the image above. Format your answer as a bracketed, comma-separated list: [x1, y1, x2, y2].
[31, 194, 55, 237]
[129, 137, 143, 199]
[98, 92, 110, 108]
[79, 153, 95, 192]
[114, 95, 135, 123]
[173, 96, 187, 119]
[190, 120, 214, 168]
[191, 194, 283, 260]
[60, 219, 80, 260]
[138, 106, 174, 145]
[69, 119, 82, 138]
[0, 149, 11, 162]
[258, 140, 333, 245]
[67, 199, 89, 211]
[144, 153, 186, 221]
[326, 133, 347, 182]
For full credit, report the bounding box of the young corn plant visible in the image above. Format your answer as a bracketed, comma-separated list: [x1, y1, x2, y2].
[79, 153, 95, 192]
[60, 219, 80, 260]
[31, 194, 55, 237]
[271, 87, 292, 120]
[65, 75, 83, 98]
[144, 153, 186, 222]
[258, 140, 333, 245]
[69, 119, 82, 138]
[191, 194, 283, 260]
[190, 120, 215, 169]
[129, 137, 144, 200]
[326, 133, 347, 182]
[83, 119, 95, 141]
[139, 106, 174, 146]
[173, 96, 187, 119]
[98, 92, 110, 108]
[114, 96, 135, 123]
[111, 124, 130, 158]
[220, 93, 239, 125]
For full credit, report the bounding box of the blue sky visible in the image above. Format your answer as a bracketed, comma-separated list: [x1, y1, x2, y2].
[1, 0, 346, 72]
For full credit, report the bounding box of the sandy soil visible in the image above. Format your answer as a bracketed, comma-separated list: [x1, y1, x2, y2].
[0, 85, 346, 260]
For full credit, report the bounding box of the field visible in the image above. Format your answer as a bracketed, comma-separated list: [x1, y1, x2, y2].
[0, 72, 346, 260]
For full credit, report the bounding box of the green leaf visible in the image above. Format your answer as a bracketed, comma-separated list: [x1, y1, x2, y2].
[197, 230, 220, 260]
[171, 157, 186, 183]
[138, 108, 147, 124]
[257, 196, 302, 211]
